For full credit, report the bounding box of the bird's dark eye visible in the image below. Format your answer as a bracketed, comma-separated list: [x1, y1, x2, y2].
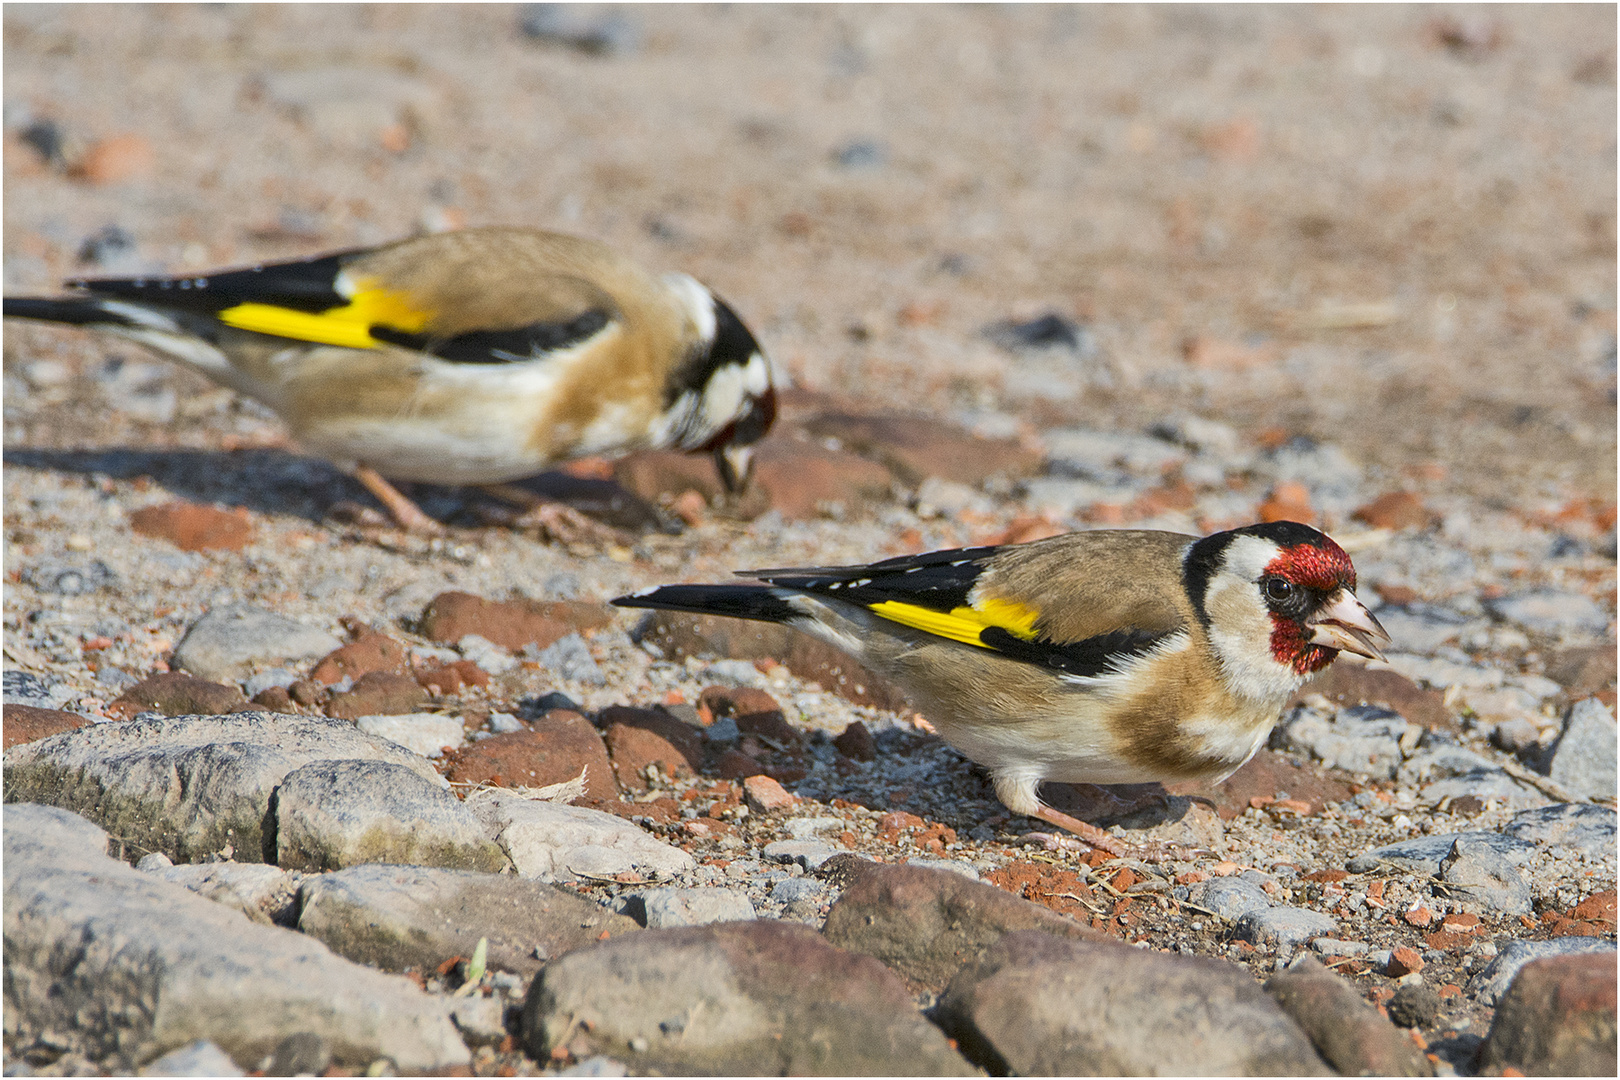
[1262, 576, 1294, 603]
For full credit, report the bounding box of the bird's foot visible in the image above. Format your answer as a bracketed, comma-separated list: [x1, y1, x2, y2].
[1029, 804, 1202, 864]
[353, 466, 447, 536]
[478, 484, 624, 545]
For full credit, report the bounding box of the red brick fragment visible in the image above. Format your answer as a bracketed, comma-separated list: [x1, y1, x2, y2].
[130, 500, 255, 551]
[1387, 946, 1425, 977]
[742, 774, 794, 812]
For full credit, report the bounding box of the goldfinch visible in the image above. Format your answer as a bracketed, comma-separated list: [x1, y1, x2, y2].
[614, 521, 1389, 856]
[4, 227, 776, 534]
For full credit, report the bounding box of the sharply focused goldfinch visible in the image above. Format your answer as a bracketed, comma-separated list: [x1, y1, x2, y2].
[4, 227, 776, 533]
[614, 521, 1389, 856]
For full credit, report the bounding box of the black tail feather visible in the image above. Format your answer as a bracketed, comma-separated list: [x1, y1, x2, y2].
[4, 297, 127, 327]
[611, 583, 800, 625]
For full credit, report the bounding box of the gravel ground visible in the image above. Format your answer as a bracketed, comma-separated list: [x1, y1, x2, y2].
[3, 5, 1615, 1077]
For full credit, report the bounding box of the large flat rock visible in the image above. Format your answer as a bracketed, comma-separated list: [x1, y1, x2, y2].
[3, 712, 444, 863]
[4, 803, 468, 1073]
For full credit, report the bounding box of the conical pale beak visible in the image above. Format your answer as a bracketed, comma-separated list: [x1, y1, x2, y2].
[715, 443, 755, 495]
[1306, 589, 1391, 662]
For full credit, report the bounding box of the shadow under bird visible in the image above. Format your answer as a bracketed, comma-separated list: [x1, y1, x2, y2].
[4, 227, 777, 534]
[614, 520, 1390, 858]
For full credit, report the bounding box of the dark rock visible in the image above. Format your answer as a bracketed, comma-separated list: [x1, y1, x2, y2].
[1476, 952, 1617, 1076]
[323, 670, 427, 719]
[821, 861, 1106, 993]
[1265, 957, 1432, 1075]
[1387, 983, 1442, 1029]
[938, 931, 1330, 1075]
[441, 712, 618, 800]
[268, 1032, 330, 1078]
[109, 671, 249, 718]
[298, 862, 639, 974]
[521, 920, 973, 1074]
[833, 720, 877, 761]
[983, 312, 1086, 352]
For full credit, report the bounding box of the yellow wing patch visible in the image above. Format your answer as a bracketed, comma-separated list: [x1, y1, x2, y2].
[216, 283, 432, 349]
[867, 596, 1040, 649]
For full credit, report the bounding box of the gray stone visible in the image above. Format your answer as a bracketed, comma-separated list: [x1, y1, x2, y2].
[298, 862, 638, 974]
[467, 791, 694, 883]
[1487, 589, 1612, 637]
[1283, 705, 1417, 778]
[627, 887, 756, 928]
[557, 1056, 630, 1077]
[2, 670, 72, 709]
[4, 803, 468, 1073]
[1384, 653, 1504, 691]
[532, 633, 605, 685]
[1196, 876, 1273, 920]
[903, 857, 981, 880]
[354, 712, 466, 758]
[449, 997, 509, 1048]
[1504, 803, 1617, 857]
[938, 931, 1330, 1075]
[782, 815, 844, 839]
[761, 838, 838, 870]
[1468, 937, 1616, 1005]
[149, 861, 301, 925]
[769, 878, 825, 904]
[242, 668, 299, 700]
[1548, 698, 1617, 800]
[1310, 938, 1369, 957]
[522, 920, 973, 1075]
[1346, 831, 1536, 876]
[1437, 837, 1533, 915]
[274, 759, 505, 873]
[1237, 907, 1339, 952]
[22, 557, 117, 596]
[2, 712, 445, 864]
[138, 1039, 245, 1077]
[1373, 605, 1481, 654]
[1475, 952, 1618, 1076]
[171, 605, 342, 683]
[1420, 769, 1548, 810]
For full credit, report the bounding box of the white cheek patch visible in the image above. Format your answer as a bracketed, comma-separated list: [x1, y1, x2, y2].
[1204, 575, 1306, 704]
[662, 273, 717, 343]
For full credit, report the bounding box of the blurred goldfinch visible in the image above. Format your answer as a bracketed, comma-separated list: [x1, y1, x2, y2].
[4, 227, 776, 533]
[615, 521, 1389, 857]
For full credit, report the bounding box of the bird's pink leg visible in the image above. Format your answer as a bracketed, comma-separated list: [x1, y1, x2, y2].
[354, 465, 446, 535]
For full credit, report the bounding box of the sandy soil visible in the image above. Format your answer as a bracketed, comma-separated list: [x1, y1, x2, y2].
[3, 3, 1615, 501]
